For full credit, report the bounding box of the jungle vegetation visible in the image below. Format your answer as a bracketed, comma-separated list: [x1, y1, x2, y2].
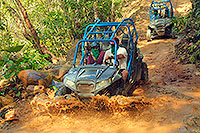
[173, 0, 200, 64]
[0, 0, 123, 79]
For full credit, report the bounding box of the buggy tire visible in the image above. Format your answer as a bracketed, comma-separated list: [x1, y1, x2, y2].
[141, 62, 148, 82]
[146, 29, 152, 42]
[55, 86, 71, 97]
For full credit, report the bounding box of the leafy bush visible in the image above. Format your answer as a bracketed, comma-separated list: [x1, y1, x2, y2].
[0, 45, 50, 79]
[0, 0, 123, 79]
[172, 1, 200, 64]
[29, 0, 123, 57]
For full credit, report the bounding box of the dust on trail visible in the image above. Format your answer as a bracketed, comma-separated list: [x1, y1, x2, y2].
[2, 0, 200, 132]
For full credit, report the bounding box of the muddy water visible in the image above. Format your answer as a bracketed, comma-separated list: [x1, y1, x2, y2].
[4, 94, 152, 132]
[7, 85, 199, 133]
[30, 94, 151, 113]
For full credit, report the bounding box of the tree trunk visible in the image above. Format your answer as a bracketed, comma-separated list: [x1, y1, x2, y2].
[14, 0, 57, 63]
[93, 1, 98, 20]
[9, 7, 33, 43]
[111, 0, 114, 22]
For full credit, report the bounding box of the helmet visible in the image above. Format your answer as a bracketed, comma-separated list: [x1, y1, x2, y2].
[91, 42, 100, 48]
[110, 37, 119, 45]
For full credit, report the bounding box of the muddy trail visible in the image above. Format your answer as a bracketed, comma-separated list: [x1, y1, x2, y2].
[1, 0, 200, 132]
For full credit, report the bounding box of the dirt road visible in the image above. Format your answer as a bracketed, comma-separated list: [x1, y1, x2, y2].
[2, 0, 200, 132]
[12, 40, 199, 133]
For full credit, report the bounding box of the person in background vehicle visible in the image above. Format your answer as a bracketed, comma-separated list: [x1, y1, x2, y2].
[152, 10, 160, 20]
[103, 37, 129, 84]
[87, 42, 105, 65]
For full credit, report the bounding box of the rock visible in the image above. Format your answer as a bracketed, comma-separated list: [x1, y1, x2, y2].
[183, 114, 200, 132]
[47, 65, 71, 81]
[178, 126, 188, 132]
[0, 105, 18, 122]
[132, 88, 144, 96]
[17, 70, 53, 88]
[26, 85, 46, 95]
[4, 108, 16, 120]
[26, 85, 34, 92]
[21, 91, 28, 99]
[194, 71, 200, 76]
[0, 95, 14, 106]
[0, 79, 10, 88]
[30, 93, 51, 112]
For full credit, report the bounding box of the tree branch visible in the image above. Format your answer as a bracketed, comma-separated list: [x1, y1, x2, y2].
[14, 0, 57, 63]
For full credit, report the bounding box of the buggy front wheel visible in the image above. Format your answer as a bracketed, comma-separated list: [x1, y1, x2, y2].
[55, 86, 71, 97]
[141, 62, 148, 82]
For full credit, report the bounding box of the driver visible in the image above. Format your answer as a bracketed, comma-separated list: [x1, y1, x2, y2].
[87, 42, 105, 65]
[152, 10, 159, 20]
[103, 37, 128, 83]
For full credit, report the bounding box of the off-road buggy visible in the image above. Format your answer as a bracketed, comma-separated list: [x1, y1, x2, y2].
[55, 18, 148, 97]
[146, 0, 174, 41]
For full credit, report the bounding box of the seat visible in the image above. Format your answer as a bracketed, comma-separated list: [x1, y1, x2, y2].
[100, 41, 110, 51]
[121, 34, 129, 50]
[121, 34, 131, 68]
[100, 35, 111, 51]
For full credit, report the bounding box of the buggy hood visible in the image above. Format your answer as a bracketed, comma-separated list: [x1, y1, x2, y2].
[63, 64, 121, 96]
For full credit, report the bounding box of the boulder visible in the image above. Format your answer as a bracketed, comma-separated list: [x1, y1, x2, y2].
[17, 70, 53, 88]
[0, 105, 17, 122]
[47, 65, 71, 81]
[132, 88, 144, 96]
[0, 95, 14, 106]
[26, 85, 45, 95]
[0, 79, 10, 88]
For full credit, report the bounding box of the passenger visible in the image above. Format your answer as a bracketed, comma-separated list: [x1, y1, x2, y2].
[103, 37, 129, 84]
[87, 42, 105, 65]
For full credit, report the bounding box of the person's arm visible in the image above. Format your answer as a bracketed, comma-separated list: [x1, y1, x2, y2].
[104, 48, 126, 60]
[103, 51, 109, 65]
[117, 54, 125, 59]
[99, 51, 105, 64]
[117, 47, 127, 59]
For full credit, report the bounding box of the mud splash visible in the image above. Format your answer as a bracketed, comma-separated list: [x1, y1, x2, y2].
[30, 93, 152, 116]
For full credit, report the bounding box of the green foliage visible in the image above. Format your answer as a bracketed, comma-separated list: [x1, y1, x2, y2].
[37, 9, 71, 57]
[0, 48, 50, 79]
[15, 91, 21, 97]
[30, 0, 122, 57]
[52, 86, 58, 92]
[0, 22, 5, 30]
[12, 87, 18, 90]
[0, 45, 24, 53]
[0, 0, 123, 79]
[172, 1, 200, 64]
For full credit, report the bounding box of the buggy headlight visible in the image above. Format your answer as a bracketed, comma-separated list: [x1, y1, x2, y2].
[96, 80, 108, 89]
[64, 79, 75, 89]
